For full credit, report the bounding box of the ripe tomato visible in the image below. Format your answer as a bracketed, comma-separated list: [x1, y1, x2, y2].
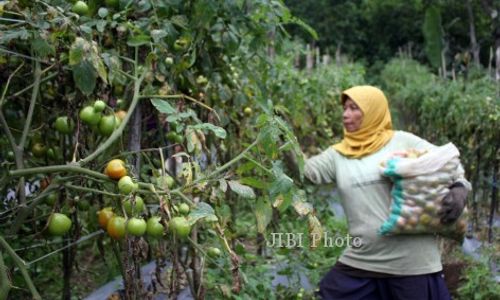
[105, 159, 127, 179]
[98, 207, 114, 229]
[107, 216, 126, 240]
[31, 143, 46, 158]
[114, 110, 127, 121]
[48, 213, 72, 236]
[169, 216, 191, 238]
[118, 175, 136, 194]
[127, 217, 147, 236]
[72, 1, 89, 15]
[123, 196, 144, 216]
[79, 106, 101, 125]
[146, 216, 164, 238]
[93, 100, 106, 113]
[54, 116, 73, 134]
[98, 115, 116, 136]
[178, 203, 190, 215]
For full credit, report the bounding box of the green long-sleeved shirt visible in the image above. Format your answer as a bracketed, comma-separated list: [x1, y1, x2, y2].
[304, 130, 470, 275]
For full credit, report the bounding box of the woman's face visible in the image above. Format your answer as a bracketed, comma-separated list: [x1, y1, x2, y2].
[342, 98, 363, 132]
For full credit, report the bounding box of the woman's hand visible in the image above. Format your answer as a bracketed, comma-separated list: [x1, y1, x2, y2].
[438, 182, 468, 224]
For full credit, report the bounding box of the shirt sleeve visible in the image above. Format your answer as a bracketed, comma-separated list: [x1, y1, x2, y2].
[304, 147, 337, 185]
[400, 131, 472, 191]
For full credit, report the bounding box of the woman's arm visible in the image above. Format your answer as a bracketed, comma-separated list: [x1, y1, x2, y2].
[303, 148, 337, 185]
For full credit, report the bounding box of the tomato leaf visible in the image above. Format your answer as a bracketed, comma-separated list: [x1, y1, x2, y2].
[269, 161, 294, 198]
[151, 29, 168, 42]
[188, 202, 217, 225]
[227, 180, 256, 199]
[188, 123, 226, 139]
[127, 34, 151, 47]
[72, 61, 96, 95]
[32, 37, 55, 58]
[255, 197, 272, 233]
[150, 99, 177, 114]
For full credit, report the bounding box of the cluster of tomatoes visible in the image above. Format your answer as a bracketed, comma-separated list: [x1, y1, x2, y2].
[78, 100, 126, 136]
[99, 159, 193, 240]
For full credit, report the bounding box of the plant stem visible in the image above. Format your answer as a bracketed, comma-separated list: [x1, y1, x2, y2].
[0, 237, 41, 300]
[19, 61, 41, 150]
[80, 65, 147, 165]
[0, 250, 10, 300]
[9, 164, 109, 180]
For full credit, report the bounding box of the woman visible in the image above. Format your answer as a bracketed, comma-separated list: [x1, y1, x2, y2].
[301, 86, 470, 299]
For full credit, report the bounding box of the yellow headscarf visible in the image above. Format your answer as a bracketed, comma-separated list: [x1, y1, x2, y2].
[332, 85, 394, 158]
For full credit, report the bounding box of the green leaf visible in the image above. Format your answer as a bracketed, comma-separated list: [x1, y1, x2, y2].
[127, 34, 151, 47]
[32, 37, 55, 58]
[151, 99, 177, 114]
[239, 177, 269, 189]
[171, 15, 189, 29]
[228, 180, 256, 199]
[151, 29, 168, 42]
[188, 123, 227, 139]
[72, 61, 96, 95]
[269, 161, 293, 198]
[188, 202, 218, 225]
[0, 29, 29, 44]
[69, 37, 87, 65]
[255, 198, 272, 233]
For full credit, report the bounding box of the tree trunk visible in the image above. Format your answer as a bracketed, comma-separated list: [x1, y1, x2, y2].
[306, 44, 314, 72]
[467, 0, 480, 66]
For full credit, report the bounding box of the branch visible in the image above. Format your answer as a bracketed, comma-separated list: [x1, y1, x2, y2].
[19, 60, 41, 149]
[0, 237, 41, 300]
[0, 250, 10, 300]
[9, 164, 109, 180]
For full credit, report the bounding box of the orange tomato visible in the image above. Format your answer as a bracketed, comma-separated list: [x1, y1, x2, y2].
[105, 159, 127, 179]
[107, 216, 126, 240]
[98, 207, 114, 229]
[114, 110, 127, 121]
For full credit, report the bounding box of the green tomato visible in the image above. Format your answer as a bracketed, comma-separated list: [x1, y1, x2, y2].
[127, 217, 147, 236]
[123, 196, 144, 216]
[93, 100, 106, 113]
[98, 115, 116, 136]
[146, 216, 164, 238]
[46, 192, 58, 206]
[169, 216, 191, 238]
[164, 57, 174, 66]
[207, 247, 221, 258]
[31, 143, 47, 158]
[48, 213, 72, 236]
[243, 107, 252, 116]
[79, 106, 101, 125]
[72, 1, 89, 15]
[178, 203, 190, 215]
[54, 116, 74, 134]
[118, 176, 136, 194]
